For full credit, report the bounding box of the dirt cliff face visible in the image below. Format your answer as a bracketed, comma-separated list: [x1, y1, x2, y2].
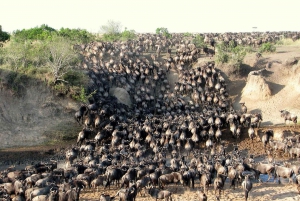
[0, 70, 80, 148]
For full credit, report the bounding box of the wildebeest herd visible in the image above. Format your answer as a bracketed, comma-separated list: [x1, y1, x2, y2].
[0, 31, 299, 201]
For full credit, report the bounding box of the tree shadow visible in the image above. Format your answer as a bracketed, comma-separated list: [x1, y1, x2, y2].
[250, 108, 262, 114]
[272, 191, 298, 200]
[261, 69, 274, 78]
[266, 81, 285, 96]
[261, 121, 273, 126]
[276, 51, 288, 53]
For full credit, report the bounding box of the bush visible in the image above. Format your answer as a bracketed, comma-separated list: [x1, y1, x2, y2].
[62, 70, 88, 86]
[193, 35, 207, 49]
[156, 27, 172, 38]
[71, 86, 96, 103]
[58, 28, 95, 43]
[13, 24, 56, 42]
[121, 28, 136, 41]
[0, 30, 10, 42]
[216, 52, 229, 64]
[259, 42, 276, 53]
[215, 42, 247, 71]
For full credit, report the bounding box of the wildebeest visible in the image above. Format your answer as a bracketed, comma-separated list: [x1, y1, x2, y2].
[242, 172, 254, 201]
[213, 173, 227, 200]
[273, 165, 294, 184]
[158, 172, 183, 190]
[261, 129, 274, 152]
[147, 186, 172, 201]
[249, 162, 274, 183]
[280, 110, 297, 128]
[75, 105, 89, 125]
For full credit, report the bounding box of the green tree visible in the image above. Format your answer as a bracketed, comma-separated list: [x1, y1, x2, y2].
[0, 25, 10, 42]
[58, 28, 95, 43]
[120, 27, 136, 41]
[193, 35, 207, 49]
[13, 24, 56, 42]
[156, 27, 172, 38]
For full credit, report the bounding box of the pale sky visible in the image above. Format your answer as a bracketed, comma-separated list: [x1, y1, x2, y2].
[1, 0, 299, 34]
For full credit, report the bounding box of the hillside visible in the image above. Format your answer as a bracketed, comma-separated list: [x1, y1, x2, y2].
[0, 69, 81, 148]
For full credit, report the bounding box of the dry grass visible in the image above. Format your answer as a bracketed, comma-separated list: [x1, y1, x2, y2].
[276, 39, 300, 46]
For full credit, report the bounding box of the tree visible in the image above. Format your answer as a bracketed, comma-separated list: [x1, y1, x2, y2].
[121, 27, 136, 41]
[100, 20, 122, 35]
[2, 40, 33, 69]
[155, 27, 172, 38]
[193, 35, 207, 49]
[13, 24, 56, 42]
[58, 28, 95, 43]
[0, 25, 10, 42]
[44, 36, 80, 84]
[100, 20, 122, 41]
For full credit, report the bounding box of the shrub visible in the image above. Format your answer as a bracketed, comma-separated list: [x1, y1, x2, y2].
[215, 42, 247, 71]
[13, 24, 56, 42]
[0, 30, 10, 42]
[156, 27, 172, 38]
[71, 86, 96, 103]
[193, 35, 207, 49]
[58, 28, 95, 43]
[121, 28, 136, 41]
[259, 42, 276, 53]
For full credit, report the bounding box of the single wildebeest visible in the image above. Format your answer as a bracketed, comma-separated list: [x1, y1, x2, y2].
[30, 184, 58, 201]
[274, 165, 294, 184]
[249, 162, 275, 183]
[227, 166, 238, 189]
[75, 105, 89, 125]
[242, 172, 254, 201]
[213, 173, 227, 200]
[261, 129, 274, 152]
[158, 172, 183, 190]
[280, 110, 297, 128]
[147, 186, 172, 201]
[200, 171, 212, 194]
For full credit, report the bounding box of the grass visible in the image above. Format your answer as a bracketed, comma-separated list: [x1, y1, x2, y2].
[276, 38, 300, 46]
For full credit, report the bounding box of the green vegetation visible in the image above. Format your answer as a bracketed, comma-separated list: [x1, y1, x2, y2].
[156, 27, 172, 38]
[71, 86, 97, 103]
[215, 42, 247, 71]
[12, 24, 95, 44]
[259, 42, 276, 53]
[13, 24, 56, 41]
[58, 27, 95, 43]
[0, 25, 90, 100]
[0, 25, 10, 42]
[193, 34, 207, 49]
[183, 32, 193, 37]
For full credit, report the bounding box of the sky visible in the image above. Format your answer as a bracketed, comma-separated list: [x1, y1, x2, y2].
[1, 0, 299, 34]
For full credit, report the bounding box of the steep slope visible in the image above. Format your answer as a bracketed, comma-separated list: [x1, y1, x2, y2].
[0, 69, 80, 148]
